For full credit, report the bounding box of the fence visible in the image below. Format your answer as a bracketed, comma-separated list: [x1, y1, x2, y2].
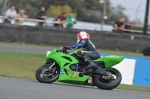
[0, 15, 149, 34]
[0, 16, 59, 23]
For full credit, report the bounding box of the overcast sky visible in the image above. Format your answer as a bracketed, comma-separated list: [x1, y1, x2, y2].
[110, 0, 146, 23]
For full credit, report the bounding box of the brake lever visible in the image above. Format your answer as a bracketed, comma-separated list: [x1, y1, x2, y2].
[57, 48, 70, 54]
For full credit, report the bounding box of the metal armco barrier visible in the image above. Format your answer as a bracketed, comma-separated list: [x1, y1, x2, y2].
[0, 15, 149, 34]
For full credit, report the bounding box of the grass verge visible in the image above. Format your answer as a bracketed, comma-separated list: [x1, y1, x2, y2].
[0, 51, 150, 92]
[117, 84, 150, 92]
[0, 51, 45, 79]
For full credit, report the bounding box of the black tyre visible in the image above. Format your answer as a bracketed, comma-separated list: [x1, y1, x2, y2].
[143, 46, 150, 56]
[93, 68, 122, 90]
[35, 62, 60, 83]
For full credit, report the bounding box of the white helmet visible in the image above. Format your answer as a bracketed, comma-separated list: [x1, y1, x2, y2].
[77, 31, 90, 43]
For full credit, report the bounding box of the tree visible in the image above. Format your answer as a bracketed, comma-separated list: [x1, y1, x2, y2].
[82, 0, 103, 10]
[5, 0, 39, 18]
[46, 5, 62, 17]
[5, 0, 129, 24]
[131, 19, 142, 25]
[46, 5, 76, 17]
[106, 5, 129, 24]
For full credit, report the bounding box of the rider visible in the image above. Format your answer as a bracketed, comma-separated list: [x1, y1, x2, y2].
[61, 31, 109, 76]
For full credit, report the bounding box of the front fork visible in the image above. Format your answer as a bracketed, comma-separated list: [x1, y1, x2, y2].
[42, 62, 56, 77]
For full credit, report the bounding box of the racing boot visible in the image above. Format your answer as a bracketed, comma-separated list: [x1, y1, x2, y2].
[82, 55, 112, 77]
[76, 51, 97, 69]
[82, 54, 97, 70]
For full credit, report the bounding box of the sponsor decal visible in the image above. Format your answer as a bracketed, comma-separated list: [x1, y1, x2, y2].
[60, 70, 65, 74]
[72, 72, 78, 78]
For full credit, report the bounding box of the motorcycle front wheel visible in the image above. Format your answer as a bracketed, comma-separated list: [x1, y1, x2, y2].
[35, 62, 60, 83]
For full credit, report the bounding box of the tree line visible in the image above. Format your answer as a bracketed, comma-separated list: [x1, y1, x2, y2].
[0, 0, 129, 24]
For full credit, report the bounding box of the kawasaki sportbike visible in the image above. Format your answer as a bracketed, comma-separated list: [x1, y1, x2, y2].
[35, 48, 123, 90]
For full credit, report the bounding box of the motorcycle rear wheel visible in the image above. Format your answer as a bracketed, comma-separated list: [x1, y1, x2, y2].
[93, 68, 122, 90]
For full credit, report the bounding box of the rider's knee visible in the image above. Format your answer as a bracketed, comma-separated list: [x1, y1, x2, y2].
[77, 51, 84, 57]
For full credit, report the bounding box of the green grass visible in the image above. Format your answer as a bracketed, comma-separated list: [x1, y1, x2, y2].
[0, 51, 150, 92]
[0, 42, 145, 57]
[0, 51, 45, 79]
[117, 84, 150, 92]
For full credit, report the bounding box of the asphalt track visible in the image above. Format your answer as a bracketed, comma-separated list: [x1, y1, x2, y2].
[0, 76, 150, 99]
[0, 44, 150, 99]
[0, 44, 51, 54]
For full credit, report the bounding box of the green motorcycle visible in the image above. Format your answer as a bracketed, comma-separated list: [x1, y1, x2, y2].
[35, 48, 123, 90]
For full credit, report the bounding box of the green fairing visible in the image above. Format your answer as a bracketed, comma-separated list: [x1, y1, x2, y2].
[46, 49, 78, 68]
[93, 55, 124, 68]
[46, 49, 89, 84]
[46, 49, 124, 84]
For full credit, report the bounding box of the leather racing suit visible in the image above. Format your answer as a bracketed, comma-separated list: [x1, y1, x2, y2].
[68, 38, 101, 69]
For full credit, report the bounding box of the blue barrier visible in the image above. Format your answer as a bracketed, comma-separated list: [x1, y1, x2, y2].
[134, 59, 150, 87]
[101, 53, 150, 87]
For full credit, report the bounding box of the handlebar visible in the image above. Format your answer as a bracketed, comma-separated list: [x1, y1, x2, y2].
[57, 47, 70, 54]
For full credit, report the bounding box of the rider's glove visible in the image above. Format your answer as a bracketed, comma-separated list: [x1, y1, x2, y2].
[59, 46, 71, 52]
[63, 46, 71, 50]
